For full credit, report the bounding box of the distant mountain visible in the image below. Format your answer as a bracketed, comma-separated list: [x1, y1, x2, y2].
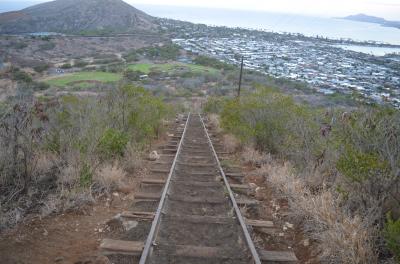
[342, 14, 400, 29]
[0, 0, 157, 34]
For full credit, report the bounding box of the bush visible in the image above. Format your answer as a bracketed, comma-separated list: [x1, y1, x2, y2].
[106, 63, 125, 73]
[139, 43, 180, 60]
[74, 60, 88, 68]
[98, 128, 129, 159]
[194, 55, 235, 71]
[41, 36, 51, 41]
[123, 50, 139, 62]
[124, 69, 145, 81]
[265, 160, 377, 264]
[31, 81, 50, 91]
[79, 163, 93, 188]
[203, 96, 227, 113]
[208, 86, 400, 262]
[384, 213, 400, 262]
[0, 84, 174, 231]
[10, 68, 32, 83]
[33, 63, 50, 73]
[95, 163, 126, 193]
[337, 149, 390, 183]
[61, 63, 72, 69]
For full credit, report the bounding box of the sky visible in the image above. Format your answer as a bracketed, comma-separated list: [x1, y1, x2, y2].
[2, 0, 400, 20]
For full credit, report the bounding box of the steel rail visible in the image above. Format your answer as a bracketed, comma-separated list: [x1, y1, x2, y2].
[199, 113, 262, 264]
[139, 113, 191, 264]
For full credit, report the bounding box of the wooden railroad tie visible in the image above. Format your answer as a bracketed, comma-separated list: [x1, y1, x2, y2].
[99, 239, 143, 256]
[177, 162, 216, 167]
[100, 240, 297, 262]
[134, 192, 161, 201]
[150, 169, 170, 174]
[119, 210, 274, 228]
[141, 178, 166, 185]
[159, 154, 175, 158]
[120, 211, 155, 221]
[161, 148, 178, 153]
[259, 250, 298, 262]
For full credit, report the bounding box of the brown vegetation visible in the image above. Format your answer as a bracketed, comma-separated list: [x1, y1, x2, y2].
[205, 88, 400, 262]
[0, 85, 172, 232]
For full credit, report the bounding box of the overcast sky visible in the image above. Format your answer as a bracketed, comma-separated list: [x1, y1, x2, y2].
[131, 0, 400, 20]
[4, 0, 400, 20]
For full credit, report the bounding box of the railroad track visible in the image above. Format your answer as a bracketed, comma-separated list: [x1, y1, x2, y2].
[100, 113, 297, 264]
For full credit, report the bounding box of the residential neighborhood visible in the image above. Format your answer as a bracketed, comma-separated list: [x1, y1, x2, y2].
[173, 34, 400, 107]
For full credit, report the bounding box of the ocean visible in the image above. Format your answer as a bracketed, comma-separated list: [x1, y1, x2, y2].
[136, 4, 400, 46]
[1, 2, 400, 49]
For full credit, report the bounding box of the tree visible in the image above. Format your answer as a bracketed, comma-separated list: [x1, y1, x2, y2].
[123, 69, 145, 81]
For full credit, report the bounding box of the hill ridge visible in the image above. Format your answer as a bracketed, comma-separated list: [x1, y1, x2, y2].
[0, 0, 157, 34]
[341, 13, 400, 29]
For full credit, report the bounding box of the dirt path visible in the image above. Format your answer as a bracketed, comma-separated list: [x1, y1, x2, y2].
[0, 196, 132, 264]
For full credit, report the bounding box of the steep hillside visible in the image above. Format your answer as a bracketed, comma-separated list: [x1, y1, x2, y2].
[0, 0, 157, 34]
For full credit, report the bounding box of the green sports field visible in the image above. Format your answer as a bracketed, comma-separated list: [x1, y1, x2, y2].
[45, 72, 122, 87]
[44, 62, 219, 88]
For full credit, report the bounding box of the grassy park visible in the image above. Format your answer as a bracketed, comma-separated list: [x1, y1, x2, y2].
[45, 71, 122, 87]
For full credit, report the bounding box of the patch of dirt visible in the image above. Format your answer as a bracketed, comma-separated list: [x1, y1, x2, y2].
[0, 196, 131, 264]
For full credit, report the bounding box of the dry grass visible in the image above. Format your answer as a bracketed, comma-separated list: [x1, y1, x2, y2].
[241, 146, 271, 166]
[39, 194, 63, 217]
[208, 114, 222, 133]
[122, 143, 143, 174]
[261, 160, 378, 264]
[222, 134, 240, 153]
[94, 163, 126, 193]
[58, 157, 80, 187]
[32, 152, 59, 182]
[34, 153, 55, 174]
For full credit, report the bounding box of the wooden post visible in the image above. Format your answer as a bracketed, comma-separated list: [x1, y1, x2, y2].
[238, 56, 244, 97]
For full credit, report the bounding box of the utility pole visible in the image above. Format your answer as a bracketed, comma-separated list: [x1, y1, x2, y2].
[238, 55, 244, 97]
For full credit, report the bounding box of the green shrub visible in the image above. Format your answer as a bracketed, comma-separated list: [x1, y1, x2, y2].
[40, 36, 51, 41]
[124, 69, 145, 81]
[194, 55, 235, 71]
[79, 163, 93, 188]
[139, 44, 180, 60]
[32, 81, 50, 91]
[11, 68, 32, 83]
[98, 128, 129, 158]
[44, 131, 61, 153]
[203, 96, 226, 114]
[33, 63, 50, 73]
[384, 213, 400, 262]
[218, 87, 318, 158]
[61, 63, 72, 69]
[106, 63, 125, 73]
[74, 60, 88, 68]
[123, 50, 139, 62]
[337, 149, 390, 183]
[207, 87, 400, 262]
